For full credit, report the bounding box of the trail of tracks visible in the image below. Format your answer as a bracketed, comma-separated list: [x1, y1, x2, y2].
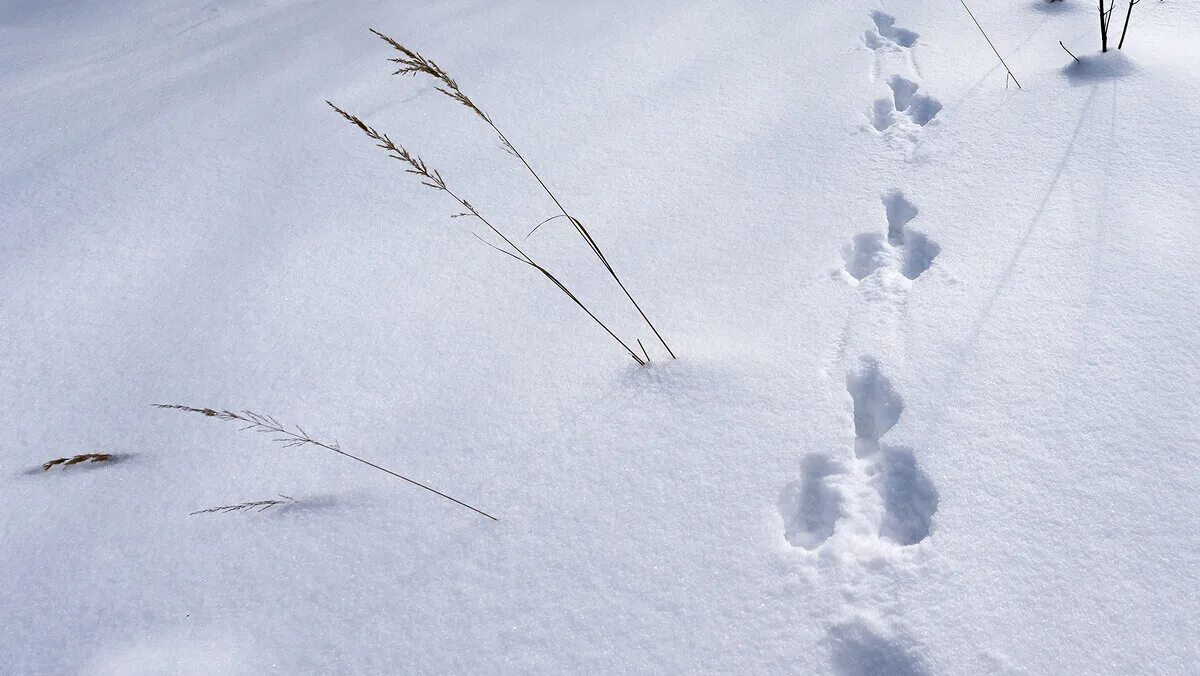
[779, 8, 949, 673]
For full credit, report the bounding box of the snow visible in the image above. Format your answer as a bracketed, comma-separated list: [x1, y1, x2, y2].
[2, 0, 1198, 673]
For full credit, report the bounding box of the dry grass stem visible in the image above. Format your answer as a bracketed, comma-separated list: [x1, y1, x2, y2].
[190, 495, 296, 515]
[326, 101, 646, 365]
[367, 29, 676, 359]
[154, 404, 498, 521]
[957, 0, 1022, 88]
[42, 453, 113, 471]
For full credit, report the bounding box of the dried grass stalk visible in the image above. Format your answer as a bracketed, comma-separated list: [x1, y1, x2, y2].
[155, 404, 497, 521]
[368, 29, 675, 359]
[326, 101, 646, 365]
[42, 453, 113, 471]
[191, 495, 296, 515]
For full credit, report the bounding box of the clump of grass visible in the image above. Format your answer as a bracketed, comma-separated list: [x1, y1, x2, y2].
[191, 495, 296, 515]
[377, 30, 674, 357]
[326, 103, 647, 365]
[329, 30, 676, 364]
[42, 453, 113, 471]
[155, 404, 497, 521]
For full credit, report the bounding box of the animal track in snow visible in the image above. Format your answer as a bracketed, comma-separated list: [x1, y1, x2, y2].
[781, 360, 937, 550]
[842, 191, 940, 282]
[847, 358, 904, 447]
[863, 11, 919, 50]
[876, 446, 939, 546]
[805, 13, 941, 669]
[828, 617, 931, 676]
[847, 359, 938, 546]
[869, 76, 941, 132]
[779, 454, 845, 550]
[862, 12, 923, 82]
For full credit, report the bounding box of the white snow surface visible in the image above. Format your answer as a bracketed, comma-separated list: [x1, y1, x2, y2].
[3, 0, 1199, 673]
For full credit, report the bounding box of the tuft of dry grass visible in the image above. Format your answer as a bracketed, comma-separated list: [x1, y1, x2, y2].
[190, 495, 296, 516]
[330, 29, 678, 363]
[326, 101, 647, 365]
[155, 404, 498, 521]
[42, 453, 113, 471]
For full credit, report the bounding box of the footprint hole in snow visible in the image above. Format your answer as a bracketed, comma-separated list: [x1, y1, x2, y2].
[869, 11, 920, 48]
[842, 232, 895, 281]
[869, 98, 896, 132]
[887, 76, 920, 113]
[828, 619, 931, 676]
[906, 94, 942, 126]
[882, 190, 918, 245]
[779, 454, 844, 550]
[899, 230, 940, 280]
[846, 359, 904, 442]
[877, 446, 939, 546]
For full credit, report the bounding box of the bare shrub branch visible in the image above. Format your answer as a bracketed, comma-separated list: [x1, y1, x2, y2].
[1118, 0, 1140, 49]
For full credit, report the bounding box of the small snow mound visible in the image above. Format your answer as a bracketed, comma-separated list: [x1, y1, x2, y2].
[1064, 51, 1139, 85]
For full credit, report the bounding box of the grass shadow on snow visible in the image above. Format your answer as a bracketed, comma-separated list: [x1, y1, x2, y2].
[274, 493, 341, 516]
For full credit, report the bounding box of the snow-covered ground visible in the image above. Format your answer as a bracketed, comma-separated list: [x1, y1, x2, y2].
[3, 1, 1198, 673]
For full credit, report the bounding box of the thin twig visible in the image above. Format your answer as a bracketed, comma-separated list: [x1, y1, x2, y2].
[155, 404, 499, 521]
[1118, 0, 1140, 49]
[1060, 41, 1081, 62]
